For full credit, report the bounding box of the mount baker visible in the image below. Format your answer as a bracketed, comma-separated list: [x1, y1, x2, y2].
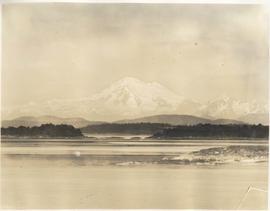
[3, 77, 268, 124]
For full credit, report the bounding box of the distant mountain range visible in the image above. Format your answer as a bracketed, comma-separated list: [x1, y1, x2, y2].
[1, 116, 105, 128]
[2, 114, 248, 128]
[2, 77, 268, 124]
[116, 114, 245, 125]
[238, 113, 269, 125]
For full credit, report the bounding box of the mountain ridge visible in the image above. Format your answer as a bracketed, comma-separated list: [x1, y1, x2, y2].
[1, 114, 248, 129]
[1, 115, 105, 128]
[115, 114, 245, 125]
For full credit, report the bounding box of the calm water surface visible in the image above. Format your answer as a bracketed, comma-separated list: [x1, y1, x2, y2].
[1, 138, 268, 209]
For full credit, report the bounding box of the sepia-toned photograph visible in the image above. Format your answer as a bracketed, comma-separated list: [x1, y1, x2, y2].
[1, 1, 269, 210]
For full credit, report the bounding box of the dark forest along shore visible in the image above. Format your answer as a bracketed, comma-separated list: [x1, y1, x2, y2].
[1, 123, 269, 139]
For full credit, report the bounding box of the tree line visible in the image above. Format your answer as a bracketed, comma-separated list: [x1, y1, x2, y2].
[152, 124, 269, 139]
[1, 124, 83, 138]
[2, 123, 269, 139]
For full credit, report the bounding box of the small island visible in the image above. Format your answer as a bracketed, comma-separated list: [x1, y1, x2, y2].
[151, 124, 269, 139]
[1, 124, 84, 138]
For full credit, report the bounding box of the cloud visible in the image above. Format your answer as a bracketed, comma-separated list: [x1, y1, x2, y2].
[2, 3, 268, 109]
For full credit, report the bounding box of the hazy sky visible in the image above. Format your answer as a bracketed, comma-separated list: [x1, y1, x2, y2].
[2, 3, 269, 108]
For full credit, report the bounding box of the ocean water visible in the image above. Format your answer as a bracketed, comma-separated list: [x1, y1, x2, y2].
[1, 138, 268, 209]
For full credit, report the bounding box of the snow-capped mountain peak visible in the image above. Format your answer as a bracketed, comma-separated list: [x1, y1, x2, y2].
[2, 77, 268, 124]
[89, 77, 185, 118]
[200, 96, 268, 120]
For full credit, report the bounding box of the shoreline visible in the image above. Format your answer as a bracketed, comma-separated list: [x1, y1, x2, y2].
[1, 135, 268, 141]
